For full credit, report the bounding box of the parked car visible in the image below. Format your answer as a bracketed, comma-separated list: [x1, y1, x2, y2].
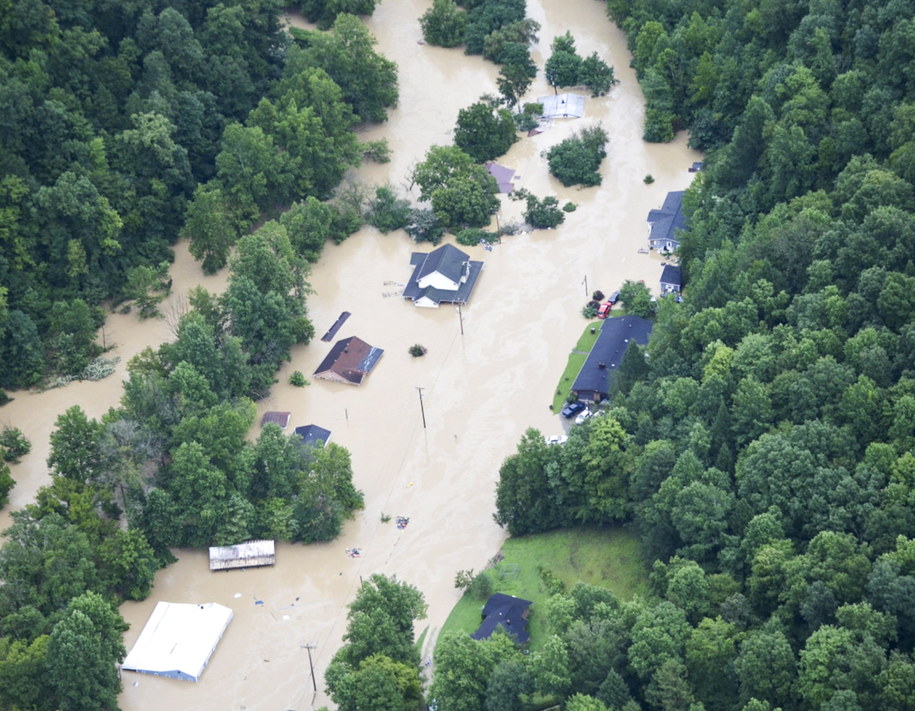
[575, 409, 593, 425]
[544, 434, 568, 445]
[607, 290, 621, 304]
[560, 401, 586, 418]
[597, 302, 612, 319]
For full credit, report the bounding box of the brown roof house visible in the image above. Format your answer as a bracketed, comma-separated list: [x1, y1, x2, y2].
[313, 336, 384, 385]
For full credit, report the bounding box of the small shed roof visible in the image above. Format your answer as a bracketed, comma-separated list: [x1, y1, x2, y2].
[294, 424, 331, 447]
[471, 593, 532, 644]
[122, 602, 233, 682]
[261, 411, 291, 429]
[538, 93, 586, 119]
[660, 264, 682, 287]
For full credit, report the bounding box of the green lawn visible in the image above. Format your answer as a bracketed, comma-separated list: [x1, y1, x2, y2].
[438, 527, 649, 651]
[551, 321, 601, 411]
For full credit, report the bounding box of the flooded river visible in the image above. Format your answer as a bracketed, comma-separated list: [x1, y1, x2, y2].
[2, 0, 700, 708]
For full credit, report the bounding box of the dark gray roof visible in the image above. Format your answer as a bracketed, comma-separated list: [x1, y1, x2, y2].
[647, 191, 687, 247]
[471, 593, 532, 644]
[572, 315, 653, 400]
[660, 264, 682, 286]
[294, 424, 331, 447]
[418, 243, 470, 285]
[313, 336, 384, 384]
[402, 246, 484, 306]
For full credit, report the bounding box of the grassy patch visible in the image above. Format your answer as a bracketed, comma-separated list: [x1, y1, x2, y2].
[438, 527, 649, 651]
[415, 626, 429, 653]
[551, 322, 601, 411]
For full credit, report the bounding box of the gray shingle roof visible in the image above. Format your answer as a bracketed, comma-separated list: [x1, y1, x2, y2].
[647, 191, 687, 248]
[572, 315, 653, 400]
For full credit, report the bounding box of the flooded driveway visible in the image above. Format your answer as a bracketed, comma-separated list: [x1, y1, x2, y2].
[2, 1, 700, 709]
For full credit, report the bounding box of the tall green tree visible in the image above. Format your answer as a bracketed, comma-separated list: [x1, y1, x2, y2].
[453, 98, 518, 162]
[45, 592, 127, 711]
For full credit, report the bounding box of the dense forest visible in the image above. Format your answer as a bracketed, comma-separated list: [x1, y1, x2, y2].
[2, 0, 915, 709]
[0, 2, 384, 708]
[457, 0, 915, 710]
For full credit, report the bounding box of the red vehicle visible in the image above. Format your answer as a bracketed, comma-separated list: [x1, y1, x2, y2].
[597, 302, 613, 319]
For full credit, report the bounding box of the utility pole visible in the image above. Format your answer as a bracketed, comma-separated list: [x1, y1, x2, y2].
[583, 274, 589, 297]
[304, 643, 317, 693]
[416, 386, 427, 429]
[457, 302, 464, 336]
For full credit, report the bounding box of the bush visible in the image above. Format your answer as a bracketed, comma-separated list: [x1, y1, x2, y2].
[0, 462, 13, 508]
[405, 208, 446, 244]
[419, 0, 467, 48]
[361, 139, 391, 163]
[409, 344, 428, 357]
[582, 304, 598, 318]
[454, 569, 475, 591]
[514, 111, 538, 132]
[81, 356, 119, 382]
[367, 185, 412, 233]
[0, 427, 31, 463]
[456, 227, 496, 246]
[511, 188, 565, 229]
[289, 371, 309, 387]
[644, 174, 655, 184]
[468, 571, 494, 600]
[592, 290, 605, 302]
[563, 202, 577, 212]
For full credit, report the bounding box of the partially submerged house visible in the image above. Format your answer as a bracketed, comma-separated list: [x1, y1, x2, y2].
[208, 540, 276, 571]
[538, 93, 586, 119]
[486, 162, 516, 193]
[294, 424, 331, 448]
[313, 336, 383, 385]
[471, 593, 532, 644]
[647, 190, 687, 252]
[402, 243, 484, 308]
[572, 315, 653, 402]
[121, 601, 234, 682]
[660, 264, 682, 294]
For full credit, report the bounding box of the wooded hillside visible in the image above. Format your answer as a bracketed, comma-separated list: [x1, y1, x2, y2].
[479, 0, 915, 709]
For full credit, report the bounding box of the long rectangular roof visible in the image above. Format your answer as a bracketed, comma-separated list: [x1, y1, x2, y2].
[122, 602, 234, 682]
[572, 315, 653, 399]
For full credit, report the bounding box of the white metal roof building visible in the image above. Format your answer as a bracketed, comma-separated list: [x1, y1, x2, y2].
[538, 93, 586, 119]
[121, 601, 234, 682]
[209, 539, 276, 571]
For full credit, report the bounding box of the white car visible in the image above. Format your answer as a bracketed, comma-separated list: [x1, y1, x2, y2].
[575, 410, 593, 425]
[545, 435, 568, 445]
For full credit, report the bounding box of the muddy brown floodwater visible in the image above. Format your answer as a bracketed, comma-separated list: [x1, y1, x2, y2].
[1, 0, 700, 708]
